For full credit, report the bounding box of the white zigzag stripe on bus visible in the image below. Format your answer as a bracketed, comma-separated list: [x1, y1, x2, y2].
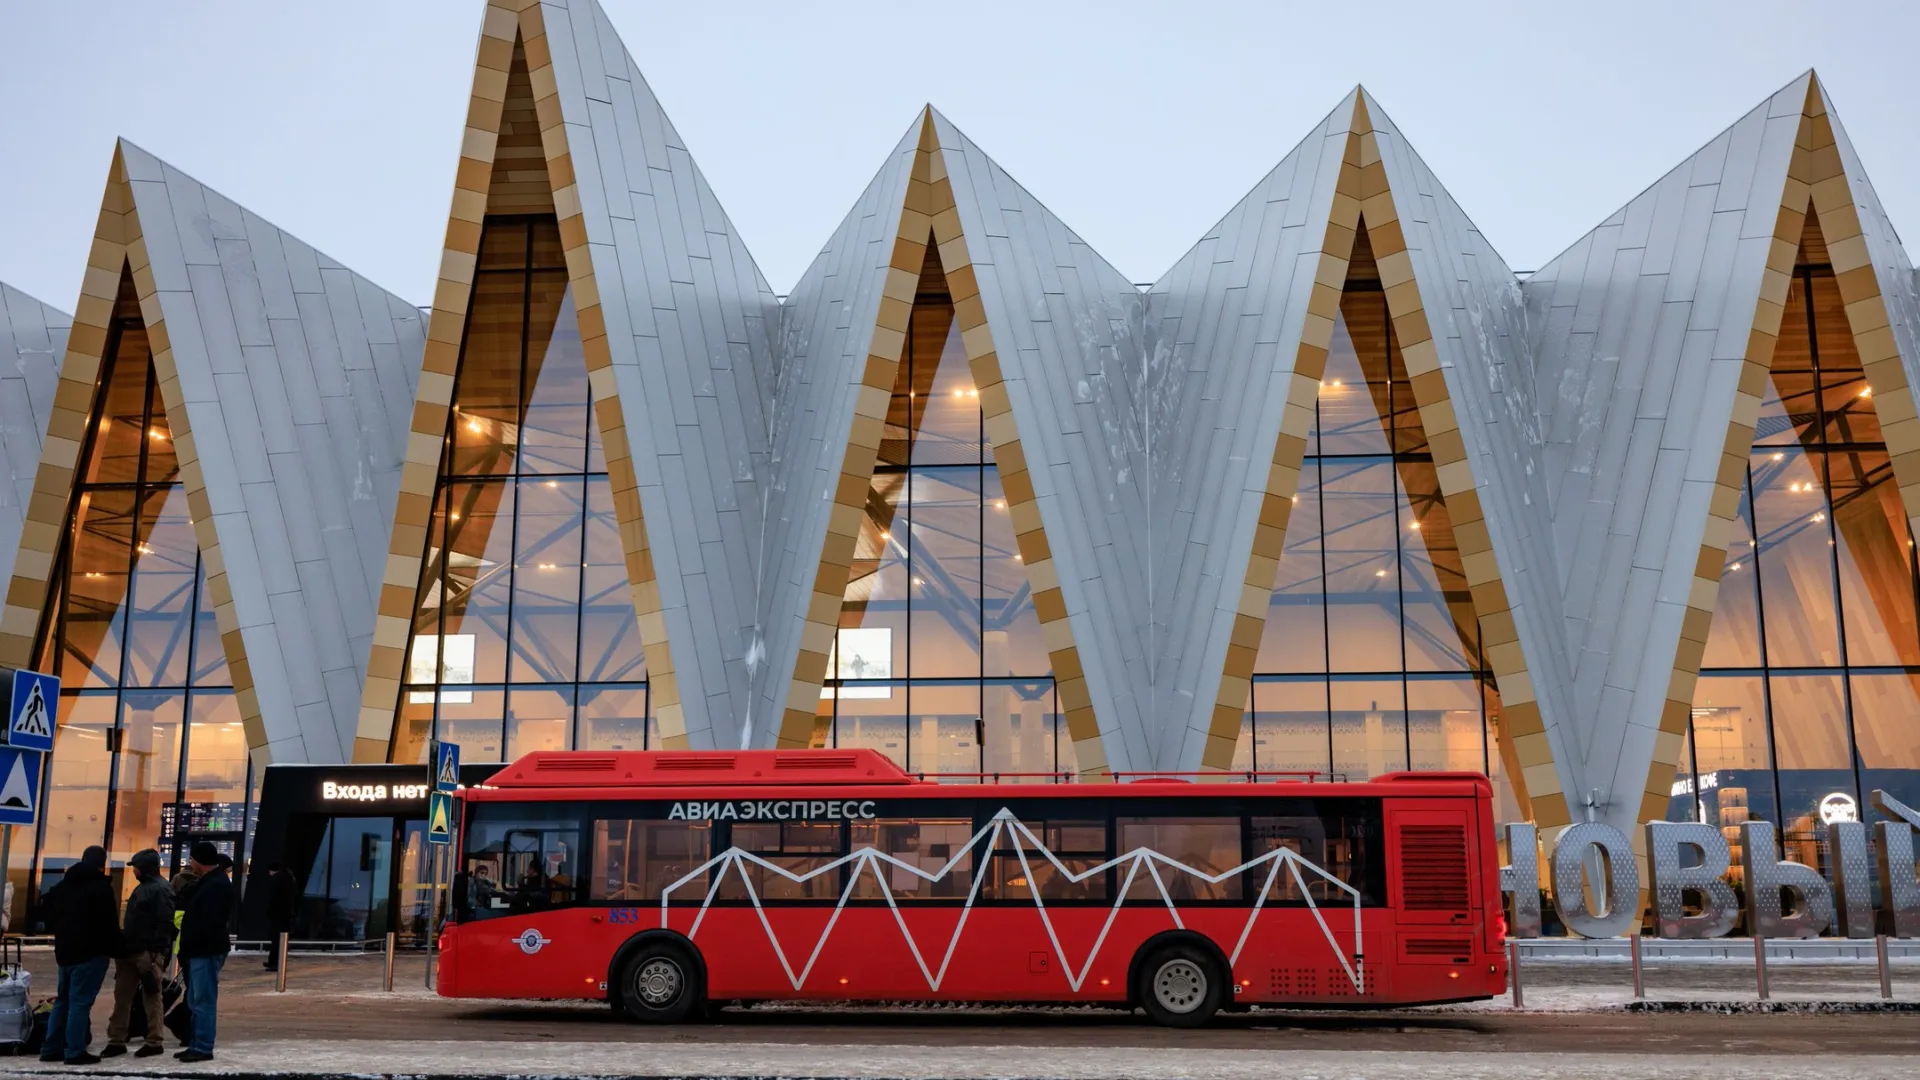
[657, 807, 1364, 994]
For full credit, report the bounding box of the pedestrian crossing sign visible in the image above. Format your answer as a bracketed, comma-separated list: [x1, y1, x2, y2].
[435, 741, 460, 792]
[8, 669, 56, 752]
[428, 790, 454, 845]
[0, 746, 42, 826]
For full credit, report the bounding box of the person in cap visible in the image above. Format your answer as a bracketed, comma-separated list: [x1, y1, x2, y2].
[103, 849, 175, 1058]
[38, 845, 122, 1064]
[175, 843, 233, 1063]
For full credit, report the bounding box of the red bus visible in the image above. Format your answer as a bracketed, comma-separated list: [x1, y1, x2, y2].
[438, 750, 1505, 1026]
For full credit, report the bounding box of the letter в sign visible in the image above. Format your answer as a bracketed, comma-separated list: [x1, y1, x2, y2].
[1872, 790, 1920, 937]
[1645, 822, 1737, 939]
[1739, 820, 1833, 938]
[1550, 823, 1639, 938]
[1498, 823, 1541, 938]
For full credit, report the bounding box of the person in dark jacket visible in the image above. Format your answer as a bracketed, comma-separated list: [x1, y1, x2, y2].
[175, 843, 233, 1062]
[103, 849, 175, 1058]
[38, 846, 122, 1065]
[262, 863, 297, 970]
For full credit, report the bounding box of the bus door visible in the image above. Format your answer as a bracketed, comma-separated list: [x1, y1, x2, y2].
[1386, 805, 1479, 970]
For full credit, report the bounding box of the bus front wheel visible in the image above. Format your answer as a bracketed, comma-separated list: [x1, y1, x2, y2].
[618, 942, 703, 1023]
[1136, 942, 1224, 1028]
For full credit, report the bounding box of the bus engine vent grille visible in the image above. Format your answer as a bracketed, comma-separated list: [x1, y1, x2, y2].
[1268, 967, 1319, 997]
[535, 756, 619, 772]
[1403, 937, 1473, 963]
[651, 755, 738, 771]
[774, 753, 861, 771]
[1268, 967, 1373, 997]
[1399, 825, 1469, 910]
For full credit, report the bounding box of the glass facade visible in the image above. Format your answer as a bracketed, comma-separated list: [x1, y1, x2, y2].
[390, 215, 649, 765]
[817, 243, 1071, 778]
[1676, 212, 1920, 866]
[1234, 226, 1517, 817]
[10, 273, 251, 909]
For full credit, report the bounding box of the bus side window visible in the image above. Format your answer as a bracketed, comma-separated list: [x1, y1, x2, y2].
[850, 819, 974, 900]
[721, 822, 842, 902]
[1249, 817, 1330, 902]
[1250, 799, 1384, 905]
[592, 819, 712, 902]
[1117, 817, 1242, 901]
[985, 820, 1108, 902]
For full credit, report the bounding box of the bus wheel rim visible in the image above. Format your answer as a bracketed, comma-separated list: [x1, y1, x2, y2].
[1153, 958, 1207, 1014]
[636, 958, 683, 1006]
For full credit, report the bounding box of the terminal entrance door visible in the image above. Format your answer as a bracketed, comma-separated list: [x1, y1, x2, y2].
[393, 818, 434, 945]
[298, 816, 394, 941]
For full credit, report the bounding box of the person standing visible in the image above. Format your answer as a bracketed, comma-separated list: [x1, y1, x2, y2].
[102, 849, 175, 1058]
[38, 846, 122, 1065]
[175, 843, 233, 1063]
[262, 862, 296, 971]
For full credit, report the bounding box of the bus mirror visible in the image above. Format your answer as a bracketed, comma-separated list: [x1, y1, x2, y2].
[1549, 823, 1638, 938]
[1644, 821, 1736, 939]
[1497, 823, 1540, 939]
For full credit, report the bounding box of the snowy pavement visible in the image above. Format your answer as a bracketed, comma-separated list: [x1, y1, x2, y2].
[0, 1040, 1916, 1080]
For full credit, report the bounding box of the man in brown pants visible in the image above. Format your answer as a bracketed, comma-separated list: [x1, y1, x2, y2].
[102, 849, 176, 1058]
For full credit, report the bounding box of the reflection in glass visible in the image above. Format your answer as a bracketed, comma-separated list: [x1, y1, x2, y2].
[1693, 228, 1920, 859]
[392, 216, 647, 760]
[28, 285, 237, 907]
[1245, 226, 1496, 799]
[827, 245, 1062, 773]
[1330, 679, 1407, 780]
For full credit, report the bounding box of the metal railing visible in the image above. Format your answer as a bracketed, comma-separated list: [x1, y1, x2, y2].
[1507, 934, 1901, 1007]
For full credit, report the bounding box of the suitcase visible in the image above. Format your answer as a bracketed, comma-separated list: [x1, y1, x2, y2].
[0, 938, 31, 1052]
[163, 991, 192, 1045]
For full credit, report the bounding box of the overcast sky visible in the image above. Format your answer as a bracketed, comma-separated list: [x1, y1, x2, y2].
[2, 1, 1916, 312]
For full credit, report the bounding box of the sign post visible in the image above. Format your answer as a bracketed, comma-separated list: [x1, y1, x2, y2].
[425, 742, 460, 989]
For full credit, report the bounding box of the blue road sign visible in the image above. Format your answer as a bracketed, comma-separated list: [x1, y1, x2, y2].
[427, 791, 455, 846]
[8, 669, 56, 752]
[435, 740, 460, 791]
[0, 746, 42, 826]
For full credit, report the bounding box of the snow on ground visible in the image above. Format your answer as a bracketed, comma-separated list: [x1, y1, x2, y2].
[0, 1040, 1914, 1080]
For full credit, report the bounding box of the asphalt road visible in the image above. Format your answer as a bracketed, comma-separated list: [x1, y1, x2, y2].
[13, 951, 1920, 1059]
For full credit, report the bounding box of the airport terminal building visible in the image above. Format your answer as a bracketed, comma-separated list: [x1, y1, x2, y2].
[2, 0, 1919, 939]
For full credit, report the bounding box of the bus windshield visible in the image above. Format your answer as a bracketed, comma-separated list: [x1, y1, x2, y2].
[456, 802, 585, 920]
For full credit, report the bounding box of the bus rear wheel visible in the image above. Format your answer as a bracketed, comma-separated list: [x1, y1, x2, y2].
[1137, 942, 1224, 1028]
[618, 942, 702, 1023]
